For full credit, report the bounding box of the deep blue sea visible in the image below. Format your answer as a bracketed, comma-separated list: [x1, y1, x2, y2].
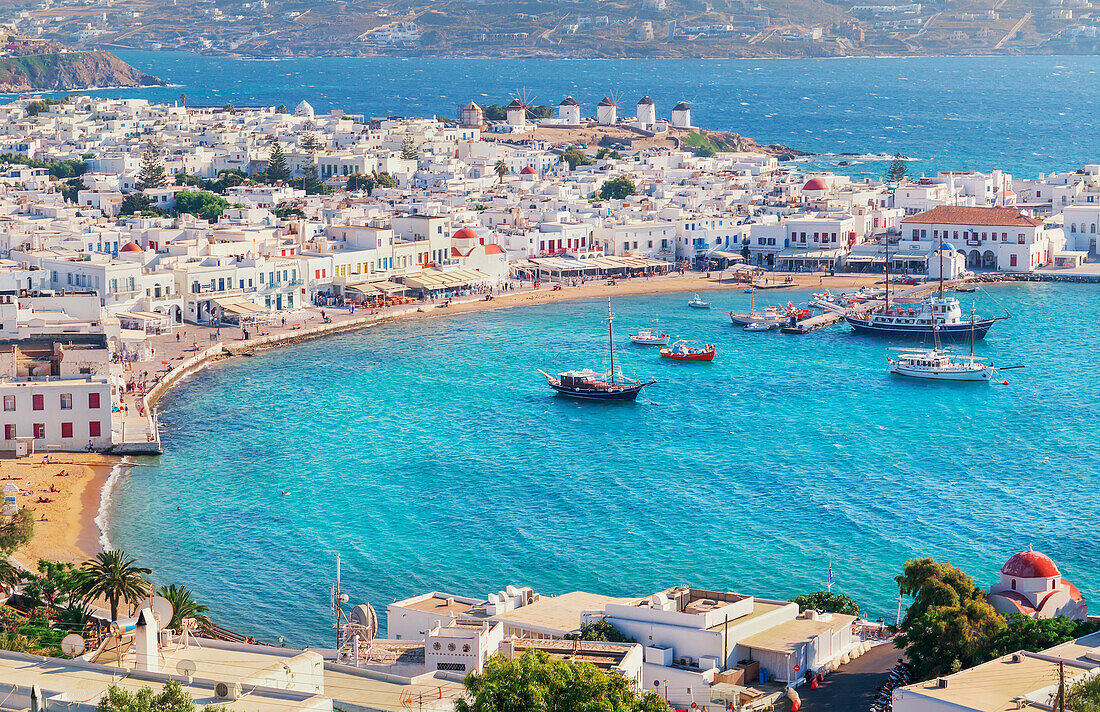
[106, 284, 1100, 645]
[13, 52, 1097, 177]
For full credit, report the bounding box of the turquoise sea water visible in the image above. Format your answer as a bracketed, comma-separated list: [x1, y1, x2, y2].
[107, 284, 1100, 645]
[22, 52, 1100, 177]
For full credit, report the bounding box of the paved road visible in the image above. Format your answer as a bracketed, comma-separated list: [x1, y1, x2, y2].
[798, 643, 901, 712]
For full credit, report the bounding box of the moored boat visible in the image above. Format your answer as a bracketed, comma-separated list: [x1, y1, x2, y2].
[846, 241, 1007, 339]
[538, 298, 655, 401]
[629, 317, 670, 346]
[687, 294, 711, 309]
[743, 320, 773, 332]
[729, 291, 812, 326]
[659, 340, 716, 361]
[887, 350, 995, 381]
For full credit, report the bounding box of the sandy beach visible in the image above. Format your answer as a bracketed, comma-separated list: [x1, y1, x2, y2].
[393, 271, 883, 319]
[2, 453, 123, 568]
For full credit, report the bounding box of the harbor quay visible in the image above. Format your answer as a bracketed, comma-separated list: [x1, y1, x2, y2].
[0, 92, 1100, 712]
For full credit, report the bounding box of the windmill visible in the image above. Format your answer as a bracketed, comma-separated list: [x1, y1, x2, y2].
[506, 87, 538, 128]
[597, 90, 621, 126]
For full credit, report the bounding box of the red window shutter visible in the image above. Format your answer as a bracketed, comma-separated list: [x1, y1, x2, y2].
[32, 394, 43, 410]
[4, 424, 14, 439]
[61, 422, 73, 438]
[88, 392, 101, 408]
[89, 421, 102, 437]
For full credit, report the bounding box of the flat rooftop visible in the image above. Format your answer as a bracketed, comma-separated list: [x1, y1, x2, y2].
[737, 613, 856, 654]
[397, 592, 483, 617]
[896, 653, 1094, 712]
[493, 591, 635, 633]
[0, 650, 329, 712]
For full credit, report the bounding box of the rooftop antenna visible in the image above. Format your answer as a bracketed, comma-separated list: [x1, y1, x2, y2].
[331, 554, 350, 650]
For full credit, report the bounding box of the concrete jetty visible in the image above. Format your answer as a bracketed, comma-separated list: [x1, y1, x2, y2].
[795, 279, 961, 332]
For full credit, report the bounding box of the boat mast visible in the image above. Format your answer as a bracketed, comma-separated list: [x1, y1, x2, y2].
[938, 242, 944, 300]
[885, 234, 890, 310]
[607, 298, 616, 385]
[970, 305, 976, 358]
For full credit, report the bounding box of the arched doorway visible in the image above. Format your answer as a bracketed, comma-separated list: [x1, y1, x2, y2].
[968, 250, 982, 267]
[982, 251, 997, 269]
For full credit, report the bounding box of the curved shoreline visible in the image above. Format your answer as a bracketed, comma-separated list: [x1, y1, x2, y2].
[93, 272, 882, 559]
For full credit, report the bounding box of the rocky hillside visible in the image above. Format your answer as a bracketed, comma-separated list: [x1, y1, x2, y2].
[0, 51, 164, 92]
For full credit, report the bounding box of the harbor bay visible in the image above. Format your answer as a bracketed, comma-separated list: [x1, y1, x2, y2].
[106, 282, 1099, 646]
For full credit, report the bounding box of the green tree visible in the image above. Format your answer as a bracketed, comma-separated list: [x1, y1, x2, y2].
[21, 560, 80, 610]
[0, 559, 23, 593]
[266, 142, 290, 183]
[561, 147, 593, 171]
[493, 159, 507, 185]
[178, 93, 186, 107]
[455, 649, 668, 712]
[346, 173, 376, 194]
[175, 172, 205, 188]
[174, 190, 231, 223]
[275, 104, 288, 114]
[120, 193, 159, 216]
[894, 558, 1005, 680]
[73, 550, 151, 622]
[596, 148, 622, 160]
[564, 618, 636, 643]
[156, 584, 211, 629]
[137, 142, 167, 190]
[300, 132, 321, 153]
[986, 614, 1100, 659]
[1068, 672, 1100, 712]
[887, 153, 908, 183]
[60, 177, 86, 204]
[598, 176, 636, 201]
[0, 509, 33, 557]
[400, 136, 419, 161]
[96, 678, 215, 712]
[794, 590, 861, 616]
[373, 171, 396, 189]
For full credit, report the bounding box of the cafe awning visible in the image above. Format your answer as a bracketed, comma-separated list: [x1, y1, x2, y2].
[212, 296, 266, 315]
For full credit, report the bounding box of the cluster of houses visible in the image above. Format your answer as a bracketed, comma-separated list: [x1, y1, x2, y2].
[0, 94, 1096, 454]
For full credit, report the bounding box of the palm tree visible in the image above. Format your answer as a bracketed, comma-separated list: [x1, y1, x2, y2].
[494, 159, 507, 185]
[156, 584, 210, 630]
[0, 559, 22, 594]
[73, 550, 151, 622]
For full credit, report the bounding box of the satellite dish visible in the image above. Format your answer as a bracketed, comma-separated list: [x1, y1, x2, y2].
[135, 596, 174, 630]
[61, 634, 86, 657]
[176, 659, 197, 681]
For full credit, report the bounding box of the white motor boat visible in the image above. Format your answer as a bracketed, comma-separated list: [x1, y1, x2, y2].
[887, 349, 995, 381]
[630, 317, 671, 346]
[743, 320, 773, 332]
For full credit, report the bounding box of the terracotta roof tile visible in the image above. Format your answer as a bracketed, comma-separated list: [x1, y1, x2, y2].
[901, 205, 1042, 227]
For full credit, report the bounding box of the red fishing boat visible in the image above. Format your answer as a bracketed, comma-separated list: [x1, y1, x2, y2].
[659, 340, 716, 361]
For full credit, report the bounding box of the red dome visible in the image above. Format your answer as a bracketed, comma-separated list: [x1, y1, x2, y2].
[120, 241, 142, 253]
[520, 166, 537, 175]
[452, 227, 479, 241]
[803, 178, 828, 192]
[1002, 548, 1060, 579]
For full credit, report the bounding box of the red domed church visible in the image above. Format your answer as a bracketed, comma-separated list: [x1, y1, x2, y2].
[988, 546, 1086, 620]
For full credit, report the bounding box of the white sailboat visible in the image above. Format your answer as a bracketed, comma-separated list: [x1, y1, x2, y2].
[887, 309, 996, 381]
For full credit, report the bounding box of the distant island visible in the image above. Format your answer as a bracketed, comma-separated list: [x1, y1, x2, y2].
[0, 50, 164, 93]
[2, 0, 1097, 59]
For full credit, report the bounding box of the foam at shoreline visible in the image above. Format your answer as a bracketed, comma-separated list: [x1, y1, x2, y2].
[95, 456, 133, 551]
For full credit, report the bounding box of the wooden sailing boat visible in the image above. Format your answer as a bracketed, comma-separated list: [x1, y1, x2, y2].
[538, 298, 656, 401]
